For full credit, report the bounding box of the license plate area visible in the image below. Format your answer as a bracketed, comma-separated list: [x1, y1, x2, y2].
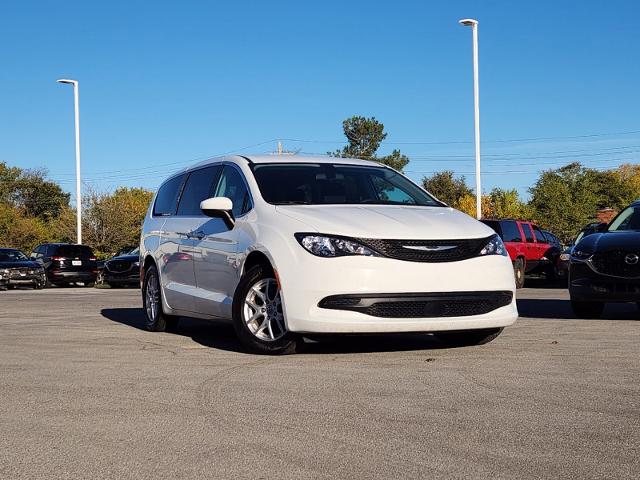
[72, 260, 82, 266]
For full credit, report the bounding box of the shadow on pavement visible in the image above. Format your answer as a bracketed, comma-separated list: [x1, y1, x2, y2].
[101, 307, 451, 354]
[517, 298, 639, 321]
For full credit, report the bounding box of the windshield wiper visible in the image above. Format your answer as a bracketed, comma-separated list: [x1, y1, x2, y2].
[273, 201, 312, 205]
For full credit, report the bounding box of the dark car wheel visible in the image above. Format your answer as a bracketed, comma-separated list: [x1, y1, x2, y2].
[514, 258, 525, 289]
[232, 265, 297, 355]
[437, 328, 504, 347]
[571, 300, 604, 319]
[142, 265, 179, 332]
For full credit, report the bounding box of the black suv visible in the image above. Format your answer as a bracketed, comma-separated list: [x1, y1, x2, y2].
[31, 243, 98, 287]
[101, 247, 140, 288]
[569, 200, 640, 317]
[0, 248, 46, 290]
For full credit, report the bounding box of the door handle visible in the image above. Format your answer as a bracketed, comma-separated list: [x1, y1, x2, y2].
[187, 230, 205, 240]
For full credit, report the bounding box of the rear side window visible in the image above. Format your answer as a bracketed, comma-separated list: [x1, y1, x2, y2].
[177, 166, 222, 216]
[214, 166, 252, 217]
[522, 223, 535, 243]
[533, 227, 547, 243]
[500, 221, 522, 243]
[154, 174, 186, 216]
[54, 245, 94, 258]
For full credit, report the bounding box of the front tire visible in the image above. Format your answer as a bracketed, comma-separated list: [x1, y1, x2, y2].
[571, 300, 604, 319]
[142, 265, 179, 332]
[232, 265, 297, 355]
[437, 328, 504, 347]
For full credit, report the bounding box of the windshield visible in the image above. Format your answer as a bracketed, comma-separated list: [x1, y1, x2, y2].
[55, 245, 94, 258]
[0, 249, 29, 262]
[251, 163, 442, 207]
[608, 206, 640, 232]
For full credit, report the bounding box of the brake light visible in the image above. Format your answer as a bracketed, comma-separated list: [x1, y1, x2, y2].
[89, 257, 96, 261]
[52, 256, 66, 261]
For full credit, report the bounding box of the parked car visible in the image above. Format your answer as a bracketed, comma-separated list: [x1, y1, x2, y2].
[101, 247, 140, 288]
[0, 248, 46, 290]
[30, 243, 98, 287]
[556, 222, 607, 281]
[569, 201, 640, 318]
[542, 230, 564, 280]
[481, 219, 558, 288]
[140, 155, 518, 354]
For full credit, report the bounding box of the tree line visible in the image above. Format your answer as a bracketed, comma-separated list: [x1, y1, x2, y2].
[0, 161, 152, 258]
[1, 115, 638, 255]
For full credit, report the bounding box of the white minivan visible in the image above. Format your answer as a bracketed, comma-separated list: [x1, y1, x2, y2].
[140, 155, 517, 354]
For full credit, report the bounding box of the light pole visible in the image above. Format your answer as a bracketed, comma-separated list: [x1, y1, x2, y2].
[57, 78, 82, 244]
[459, 18, 482, 219]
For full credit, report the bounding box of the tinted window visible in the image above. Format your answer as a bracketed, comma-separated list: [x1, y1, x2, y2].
[533, 226, 547, 243]
[54, 245, 94, 258]
[481, 220, 502, 237]
[522, 224, 535, 243]
[214, 166, 252, 217]
[154, 174, 186, 216]
[500, 221, 522, 242]
[0, 249, 29, 261]
[177, 166, 221, 216]
[251, 163, 440, 206]
[608, 206, 640, 232]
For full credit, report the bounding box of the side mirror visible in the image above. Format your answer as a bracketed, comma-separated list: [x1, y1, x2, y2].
[595, 222, 608, 232]
[200, 197, 235, 225]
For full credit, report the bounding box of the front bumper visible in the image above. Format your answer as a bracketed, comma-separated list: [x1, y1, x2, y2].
[49, 270, 97, 283]
[277, 253, 518, 334]
[3, 270, 46, 286]
[569, 261, 640, 302]
[104, 272, 140, 285]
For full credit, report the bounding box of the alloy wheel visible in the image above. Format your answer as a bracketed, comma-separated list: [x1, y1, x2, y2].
[243, 278, 286, 342]
[145, 273, 159, 324]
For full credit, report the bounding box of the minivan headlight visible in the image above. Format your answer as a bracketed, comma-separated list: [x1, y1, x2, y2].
[478, 234, 508, 257]
[295, 233, 379, 258]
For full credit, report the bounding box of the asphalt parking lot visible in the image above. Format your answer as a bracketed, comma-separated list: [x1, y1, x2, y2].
[1, 285, 638, 479]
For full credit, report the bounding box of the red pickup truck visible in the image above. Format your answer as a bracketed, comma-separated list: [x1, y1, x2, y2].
[481, 219, 559, 288]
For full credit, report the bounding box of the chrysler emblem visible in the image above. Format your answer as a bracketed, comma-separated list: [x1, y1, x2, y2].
[402, 245, 457, 252]
[624, 254, 639, 265]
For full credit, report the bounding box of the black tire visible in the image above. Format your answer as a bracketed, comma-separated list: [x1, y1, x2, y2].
[545, 264, 557, 283]
[571, 300, 604, 319]
[437, 327, 504, 347]
[232, 264, 297, 355]
[34, 281, 45, 290]
[514, 258, 526, 289]
[142, 265, 179, 332]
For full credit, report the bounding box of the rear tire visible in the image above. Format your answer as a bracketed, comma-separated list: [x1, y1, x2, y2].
[232, 264, 297, 355]
[142, 265, 179, 332]
[571, 300, 604, 319]
[514, 258, 525, 289]
[437, 328, 504, 347]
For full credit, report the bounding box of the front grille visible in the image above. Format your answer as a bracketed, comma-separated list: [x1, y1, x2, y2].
[359, 236, 491, 262]
[9, 268, 38, 279]
[590, 251, 640, 278]
[106, 260, 132, 273]
[319, 291, 513, 318]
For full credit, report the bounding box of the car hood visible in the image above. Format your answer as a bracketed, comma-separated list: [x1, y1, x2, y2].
[0, 260, 41, 269]
[274, 205, 493, 240]
[576, 231, 640, 252]
[109, 254, 139, 262]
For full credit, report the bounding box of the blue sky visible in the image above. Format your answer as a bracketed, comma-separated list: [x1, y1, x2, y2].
[1, 0, 639, 203]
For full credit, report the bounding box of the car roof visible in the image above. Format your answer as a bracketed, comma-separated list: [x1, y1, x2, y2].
[186, 154, 381, 171]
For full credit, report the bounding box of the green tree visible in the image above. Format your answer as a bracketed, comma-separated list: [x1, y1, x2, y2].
[83, 187, 153, 256]
[487, 188, 532, 220]
[528, 162, 628, 242]
[421, 171, 473, 206]
[330, 116, 410, 171]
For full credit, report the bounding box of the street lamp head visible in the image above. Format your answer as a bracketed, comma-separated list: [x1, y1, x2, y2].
[459, 18, 478, 27]
[57, 78, 78, 85]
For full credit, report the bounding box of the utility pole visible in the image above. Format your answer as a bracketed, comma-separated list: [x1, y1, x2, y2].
[57, 78, 83, 243]
[459, 19, 482, 219]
